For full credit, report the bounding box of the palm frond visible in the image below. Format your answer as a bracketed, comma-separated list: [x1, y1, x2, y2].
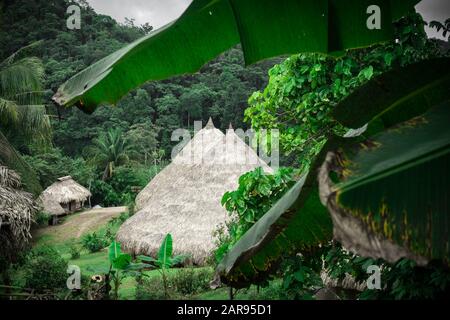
[0, 57, 44, 98]
[0, 131, 42, 195]
[0, 166, 21, 189]
[0, 97, 19, 125]
[0, 40, 44, 68]
[15, 104, 51, 143]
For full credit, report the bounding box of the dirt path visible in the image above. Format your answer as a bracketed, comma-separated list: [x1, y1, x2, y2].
[34, 206, 127, 242]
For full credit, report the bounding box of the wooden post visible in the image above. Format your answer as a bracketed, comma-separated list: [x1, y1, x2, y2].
[229, 287, 234, 300]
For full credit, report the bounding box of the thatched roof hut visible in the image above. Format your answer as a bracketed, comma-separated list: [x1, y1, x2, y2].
[117, 119, 273, 264]
[0, 166, 37, 261]
[40, 176, 91, 214]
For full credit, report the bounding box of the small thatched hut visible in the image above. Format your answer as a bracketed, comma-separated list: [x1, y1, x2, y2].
[40, 176, 91, 217]
[117, 119, 273, 264]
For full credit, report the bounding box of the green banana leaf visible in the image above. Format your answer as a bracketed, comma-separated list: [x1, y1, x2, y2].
[53, 0, 419, 112]
[158, 233, 173, 269]
[332, 57, 450, 130]
[109, 241, 132, 270]
[329, 101, 449, 264]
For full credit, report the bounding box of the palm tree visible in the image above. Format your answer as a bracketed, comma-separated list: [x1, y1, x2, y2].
[429, 19, 450, 41]
[90, 128, 133, 180]
[0, 42, 51, 195]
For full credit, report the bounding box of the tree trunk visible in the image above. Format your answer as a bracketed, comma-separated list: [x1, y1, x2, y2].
[229, 287, 234, 300]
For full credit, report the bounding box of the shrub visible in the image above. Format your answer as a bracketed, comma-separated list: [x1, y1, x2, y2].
[34, 211, 50, 227]
[135, 276, 175, 300]
[81, 232, 109, 253]
[171, 268, 214, 295]
[171, 268, 197, 295]
[23, 246, 68, 292]
[195, 268, 214, 292]
[108, 212, 129, 227]
[69, 243, 81, 259]
[243, 282, 285, 300]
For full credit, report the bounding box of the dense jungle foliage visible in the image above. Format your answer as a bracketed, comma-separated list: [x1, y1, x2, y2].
[0, 0, 280, 205]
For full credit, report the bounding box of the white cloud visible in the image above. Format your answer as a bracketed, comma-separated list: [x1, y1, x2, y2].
[416, 0, 450, 40]
[86, 0, 192, 28]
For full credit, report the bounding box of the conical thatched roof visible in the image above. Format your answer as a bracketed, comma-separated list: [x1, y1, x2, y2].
[40, 176, 91, 205]
[117, 119, 273, 264]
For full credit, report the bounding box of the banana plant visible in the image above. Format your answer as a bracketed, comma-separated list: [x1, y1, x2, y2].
[215, 58, 450, 287]
[139, 234, 188, 298]
[320, 101, 450, 266]
[107, 241, 147, 299]
[52, 0, 419, 112]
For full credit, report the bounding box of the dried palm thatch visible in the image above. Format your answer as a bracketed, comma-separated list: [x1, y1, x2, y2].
[117, 119, 273, 264]
[38, 194, 65, 216]
[40, 176, 91, 205]
[0, 166, 37, 261]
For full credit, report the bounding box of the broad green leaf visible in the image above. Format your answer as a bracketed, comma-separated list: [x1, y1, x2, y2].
[170, 254, 189, 266]
[138, 255, 157, 263]
[53, 0, 418, 112]
[108, 241, 121, 264]
[158, 233, 173, 269]
[113, 254, 132, 270]
[332, 57, 450, 129]
[124, 262, 148, 272]
[330, 102, 450, 264]
[109, 241, 132, 269]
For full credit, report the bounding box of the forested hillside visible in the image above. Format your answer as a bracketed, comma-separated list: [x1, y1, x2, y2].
[0, 0, 278, 203]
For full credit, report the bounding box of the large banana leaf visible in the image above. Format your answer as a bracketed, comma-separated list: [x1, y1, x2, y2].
[322, 101, 449, 264]
[332, 57, 450, 129]
[158, 233, 173, 269]
[53, 0, 419, 112]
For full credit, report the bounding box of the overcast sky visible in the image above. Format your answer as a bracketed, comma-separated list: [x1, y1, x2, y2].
[86, 0, 450, 40]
